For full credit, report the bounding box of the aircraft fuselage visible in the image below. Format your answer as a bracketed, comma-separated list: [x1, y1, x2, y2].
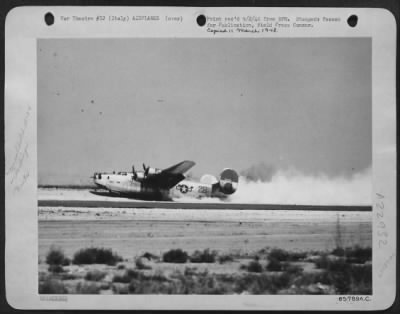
[94, 172, 213, 200]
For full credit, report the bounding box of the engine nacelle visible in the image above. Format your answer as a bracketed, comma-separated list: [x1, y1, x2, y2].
[218, 168, 239, 195]
[146, 167, 162, 176]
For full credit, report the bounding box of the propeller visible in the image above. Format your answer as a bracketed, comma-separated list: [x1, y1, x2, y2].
[132, 165, 137, 180]
[143, 163, 150, 177]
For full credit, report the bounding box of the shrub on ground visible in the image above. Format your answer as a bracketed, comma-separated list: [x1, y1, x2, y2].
[117, 264, 126, 270]
[61, 273, 78, 280]
[142, 252, 159, 260]
[162, 249, 188, 263]
[85, 270, 107, 281]
[345, 246, 371, 264]
[281, 262, 303, 274]
[72, 247, 122, 265]
[246, 260, 263, 273]
[151, 270, 168, 282]
[315, 255, 348, 272]
[268, 248, 307, 262]
[218, 254, 234, 264]
[46, 246, 69, 266]
[314, 254, 329, 269]
[112, 283, 129, 294]
[184, 267, 197, 276]
[113, 268, 141, 283]
[287, 251, 307, 261]
[190, 249, 216, 263]
[331, 247, 345, 257]
[135, 257, 152, 270]
[48, 264, 64, 273]
[330, 246, 371, 264]
[268, 248, 289, 262]
[312, 254, 372, 294]
[266, 257, 282, 271]
[39, 278, 67, 294]
[75, 282, 101, 294]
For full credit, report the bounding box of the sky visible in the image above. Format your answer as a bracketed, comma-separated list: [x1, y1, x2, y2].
[38, 38, 371, 186]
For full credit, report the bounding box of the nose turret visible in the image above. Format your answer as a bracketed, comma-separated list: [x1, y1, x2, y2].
[93, 172, 104, 187]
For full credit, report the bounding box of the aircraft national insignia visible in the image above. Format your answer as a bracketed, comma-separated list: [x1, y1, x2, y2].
[176, 184, 193, 194]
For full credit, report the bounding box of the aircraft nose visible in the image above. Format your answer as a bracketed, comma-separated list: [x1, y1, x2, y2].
[93, 172, 102, 181]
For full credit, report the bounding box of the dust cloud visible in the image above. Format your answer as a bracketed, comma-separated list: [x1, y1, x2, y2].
[231, 167, 372, 205]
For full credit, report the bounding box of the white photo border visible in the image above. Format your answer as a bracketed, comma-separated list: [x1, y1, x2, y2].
[5, 6, 397, 310]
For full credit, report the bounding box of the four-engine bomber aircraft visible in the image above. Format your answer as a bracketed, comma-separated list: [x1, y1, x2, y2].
[92, 160, 239, 200]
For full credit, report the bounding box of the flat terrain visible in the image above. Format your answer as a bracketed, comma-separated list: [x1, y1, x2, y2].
[38, 188, 372, 295]
[38, 188, 372, 211]
[39, 207, 371, 261]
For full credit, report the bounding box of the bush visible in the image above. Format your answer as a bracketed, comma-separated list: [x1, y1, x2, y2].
[151, 270, 168, 282]
[72, 247, 122, 265]
[61, 273, 78, 280]
[85, 270, 107, 281]
[315, 255, 348, 272]
[142, 252, 159, 260]
[75, 282, 101, 294]
[48, 264, 64, 273]
[135, 257, 152, 270]
[112, 283, 129, 294]
[267, 248, 307, 263]
[287, 251, 307, 261]
[190, 249, 216, 263]
[246, 260, 263, 273]
[281, 263, 303, 274]
[46, 246, 68, 266]
[113, 268, 141, 283]
[39, 279, 67, 294]
[218, 254, 234, 264]
[268, 248, 289, 262]
[331, 247, 345, 257]
[184, 267, 197, 276]
[345, 246, 372, 264]
[163, 249, 188, 263]
[266, 257, 282, 271]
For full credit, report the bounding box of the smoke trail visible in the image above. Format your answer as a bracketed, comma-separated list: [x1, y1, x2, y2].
[231, 168, 372, 205]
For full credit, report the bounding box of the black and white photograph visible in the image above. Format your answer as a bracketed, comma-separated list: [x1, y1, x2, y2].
[5, 6, 396, 310]
[37, 37, 373, 295]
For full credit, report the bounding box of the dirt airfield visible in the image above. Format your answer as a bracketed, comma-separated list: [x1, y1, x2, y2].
[39, 206, 371, 261]
[38, 188, 372, 260]
[38, 188, 372, 295]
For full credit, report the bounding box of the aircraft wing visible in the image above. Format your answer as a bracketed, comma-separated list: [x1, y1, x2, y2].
[142, 160, 195, 189]
[162, 160, 195, 175]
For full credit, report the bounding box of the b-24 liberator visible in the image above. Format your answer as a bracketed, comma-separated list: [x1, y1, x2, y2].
[92, 160, 239, 201]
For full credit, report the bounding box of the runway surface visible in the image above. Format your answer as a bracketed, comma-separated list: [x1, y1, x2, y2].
[38, 188, 372, 260]
[38, 199, 371, 211]
[38, 206, 372, 260]
[38, 188, 372, 211]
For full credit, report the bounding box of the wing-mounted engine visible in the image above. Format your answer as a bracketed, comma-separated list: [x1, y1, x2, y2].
[132, 163, 162, 182]
[144, 166, 162, 177]
[212, 168, 239, 195]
